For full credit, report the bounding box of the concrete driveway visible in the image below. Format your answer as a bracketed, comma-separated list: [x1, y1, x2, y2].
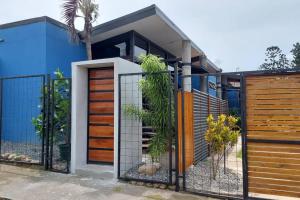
[0, 164, 212, 200]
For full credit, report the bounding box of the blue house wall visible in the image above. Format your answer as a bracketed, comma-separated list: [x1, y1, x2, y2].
[45, 22, 86, 77]
[0, 22, 47, 77]
[178, 75, 217, 97]
[0, 19, 86, 143]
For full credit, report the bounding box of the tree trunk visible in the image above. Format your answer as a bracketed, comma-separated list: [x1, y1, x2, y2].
[85, 34, 92, 60]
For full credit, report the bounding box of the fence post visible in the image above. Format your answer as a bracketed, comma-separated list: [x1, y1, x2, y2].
[45, 74, 51, 170]
[174, 62, 180, 192]
[0, 79, 2, 157]
[240, 74, 249, 199]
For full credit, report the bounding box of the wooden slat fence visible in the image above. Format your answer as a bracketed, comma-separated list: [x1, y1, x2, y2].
[245, 73, 300, 198]
[178, 89, 228, 172]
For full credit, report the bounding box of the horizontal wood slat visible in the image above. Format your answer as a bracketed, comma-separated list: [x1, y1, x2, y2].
[89, 102, 114, 114]
[89, 138, 114, 149]
[246, 73, 300, 199]
[89, 115, 114, 125]
[249, 187, 300, 198]
[90, 92, 114, 101]
[89, 126, 114, 137]
[248, 171, 300, 182]
[88, 150, 113, 163]
[248, 166, 300, 176]
[88, 67, 114, 164]
[89, 67, 114, 79]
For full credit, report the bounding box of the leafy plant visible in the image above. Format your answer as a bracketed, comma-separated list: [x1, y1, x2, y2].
[32, 69, 70, 144]
[124, 54, 173, 161]
[62, 0, 99, 60]
[205, 114, 240, 180]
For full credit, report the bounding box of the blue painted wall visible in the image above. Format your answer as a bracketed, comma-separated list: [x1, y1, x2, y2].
[178, 75, 217, 97]
[0, 22, 47, 77]
[208, 76, 217, 96]
[0, 20, 86, 143]
[227, 89, 241, 114]
[45, 22, 86, 77]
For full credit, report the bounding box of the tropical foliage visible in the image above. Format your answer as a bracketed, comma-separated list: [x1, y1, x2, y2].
[124, 54, 173, 161]
[62, 0, 99, 60]
[32, 69, 70, 144]
[205, 114, 240, 180]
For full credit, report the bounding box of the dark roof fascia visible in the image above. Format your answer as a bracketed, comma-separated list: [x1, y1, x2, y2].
[0, 16, 69, 30]
[92, 4, 157, 36]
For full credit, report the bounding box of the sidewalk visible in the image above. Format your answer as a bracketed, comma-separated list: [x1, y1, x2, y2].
[0, 164, 212, 200]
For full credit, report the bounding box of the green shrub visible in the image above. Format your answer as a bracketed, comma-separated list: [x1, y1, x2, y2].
[205, 114, 240, 179]
[124, 54, 174, 161]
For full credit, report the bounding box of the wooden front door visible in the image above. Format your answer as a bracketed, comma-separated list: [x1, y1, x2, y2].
[87, 67, 114, 164]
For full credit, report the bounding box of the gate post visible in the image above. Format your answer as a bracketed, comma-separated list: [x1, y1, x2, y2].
[174, 62, 180, 192]
[240, 74, 249, 199]
[0, 79, 2, 157]
[44, 74, 51, 170]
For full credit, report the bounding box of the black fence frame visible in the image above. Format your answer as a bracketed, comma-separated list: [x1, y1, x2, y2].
[238, 69, 300, 200]
[117, 71, 175, 185]
[0, 74, 71, 174]
[48, 78, 72, 173]
[0, 74, 48, 166]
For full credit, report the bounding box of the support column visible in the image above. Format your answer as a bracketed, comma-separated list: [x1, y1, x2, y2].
[216, 74, 222, 98]
[200, 56, 208, 93]
[200, 76, 208, 93]
[182, 40, 191, 92]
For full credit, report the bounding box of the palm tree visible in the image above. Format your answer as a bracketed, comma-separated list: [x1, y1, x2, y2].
[62, 0, 99, 60]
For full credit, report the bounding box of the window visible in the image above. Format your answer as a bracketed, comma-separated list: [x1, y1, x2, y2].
[134, 45, 147, 59]
[115, 42, 127, 57]
[150, 44, 165, 58]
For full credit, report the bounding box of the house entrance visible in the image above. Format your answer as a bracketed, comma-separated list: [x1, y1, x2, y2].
[87, 67, 114, 164]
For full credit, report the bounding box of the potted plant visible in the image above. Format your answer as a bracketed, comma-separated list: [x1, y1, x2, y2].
[32, 69, 71, 161]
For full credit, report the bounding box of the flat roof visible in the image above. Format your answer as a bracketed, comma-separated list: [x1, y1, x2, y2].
[0, 16, 68, 30]
[0, 5, 221, 72]
[92, 4, 221, 72]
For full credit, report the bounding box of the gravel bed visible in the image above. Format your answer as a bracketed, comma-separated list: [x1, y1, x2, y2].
[1, 140, 42, 162]
[124, 162, 169, 183]
[186, 160, 243, 195]
[1, 140, 69, 171]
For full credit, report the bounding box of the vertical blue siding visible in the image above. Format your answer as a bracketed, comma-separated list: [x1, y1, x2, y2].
[208, 76, 217, 96]
[45, 22, 86, 77]
[0, 19, 86, 143]
[0, 22, 47, 77]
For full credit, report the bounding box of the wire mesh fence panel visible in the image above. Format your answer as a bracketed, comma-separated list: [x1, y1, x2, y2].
[0, 75, 46, 165]
[118, 72, 174, 185]
[49, 78, 71, 173]
[184, 83, 243, 199]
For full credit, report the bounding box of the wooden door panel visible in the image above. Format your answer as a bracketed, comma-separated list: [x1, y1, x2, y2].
[88, 67, 114, 164]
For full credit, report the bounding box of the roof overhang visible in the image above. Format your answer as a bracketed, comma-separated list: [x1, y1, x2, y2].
[92, 4, 221, 72]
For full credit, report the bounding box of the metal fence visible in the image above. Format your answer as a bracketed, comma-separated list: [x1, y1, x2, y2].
[0, 75, 46, 165]
[118, 71, 175, 185]
[48, 78, 71, 173]
[178, 74, 243, 199]
[0, 74, 71, 173]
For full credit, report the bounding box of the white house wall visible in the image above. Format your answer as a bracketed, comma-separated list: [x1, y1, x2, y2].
[71, 58, 142, 178]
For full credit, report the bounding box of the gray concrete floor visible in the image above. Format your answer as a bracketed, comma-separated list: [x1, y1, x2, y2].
[0, 164, 213, 200]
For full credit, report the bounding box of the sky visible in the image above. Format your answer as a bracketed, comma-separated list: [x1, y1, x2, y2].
[1, 0, 300, 72]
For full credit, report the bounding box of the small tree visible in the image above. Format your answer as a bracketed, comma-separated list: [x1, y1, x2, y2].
[124, 54, 173, 161]
[205, 114, 240, 180]
[62, 0, 99, 60]
[291, 42, 300, 68]
[260, 46, 290, 70]
[32, 69, 70, 146]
